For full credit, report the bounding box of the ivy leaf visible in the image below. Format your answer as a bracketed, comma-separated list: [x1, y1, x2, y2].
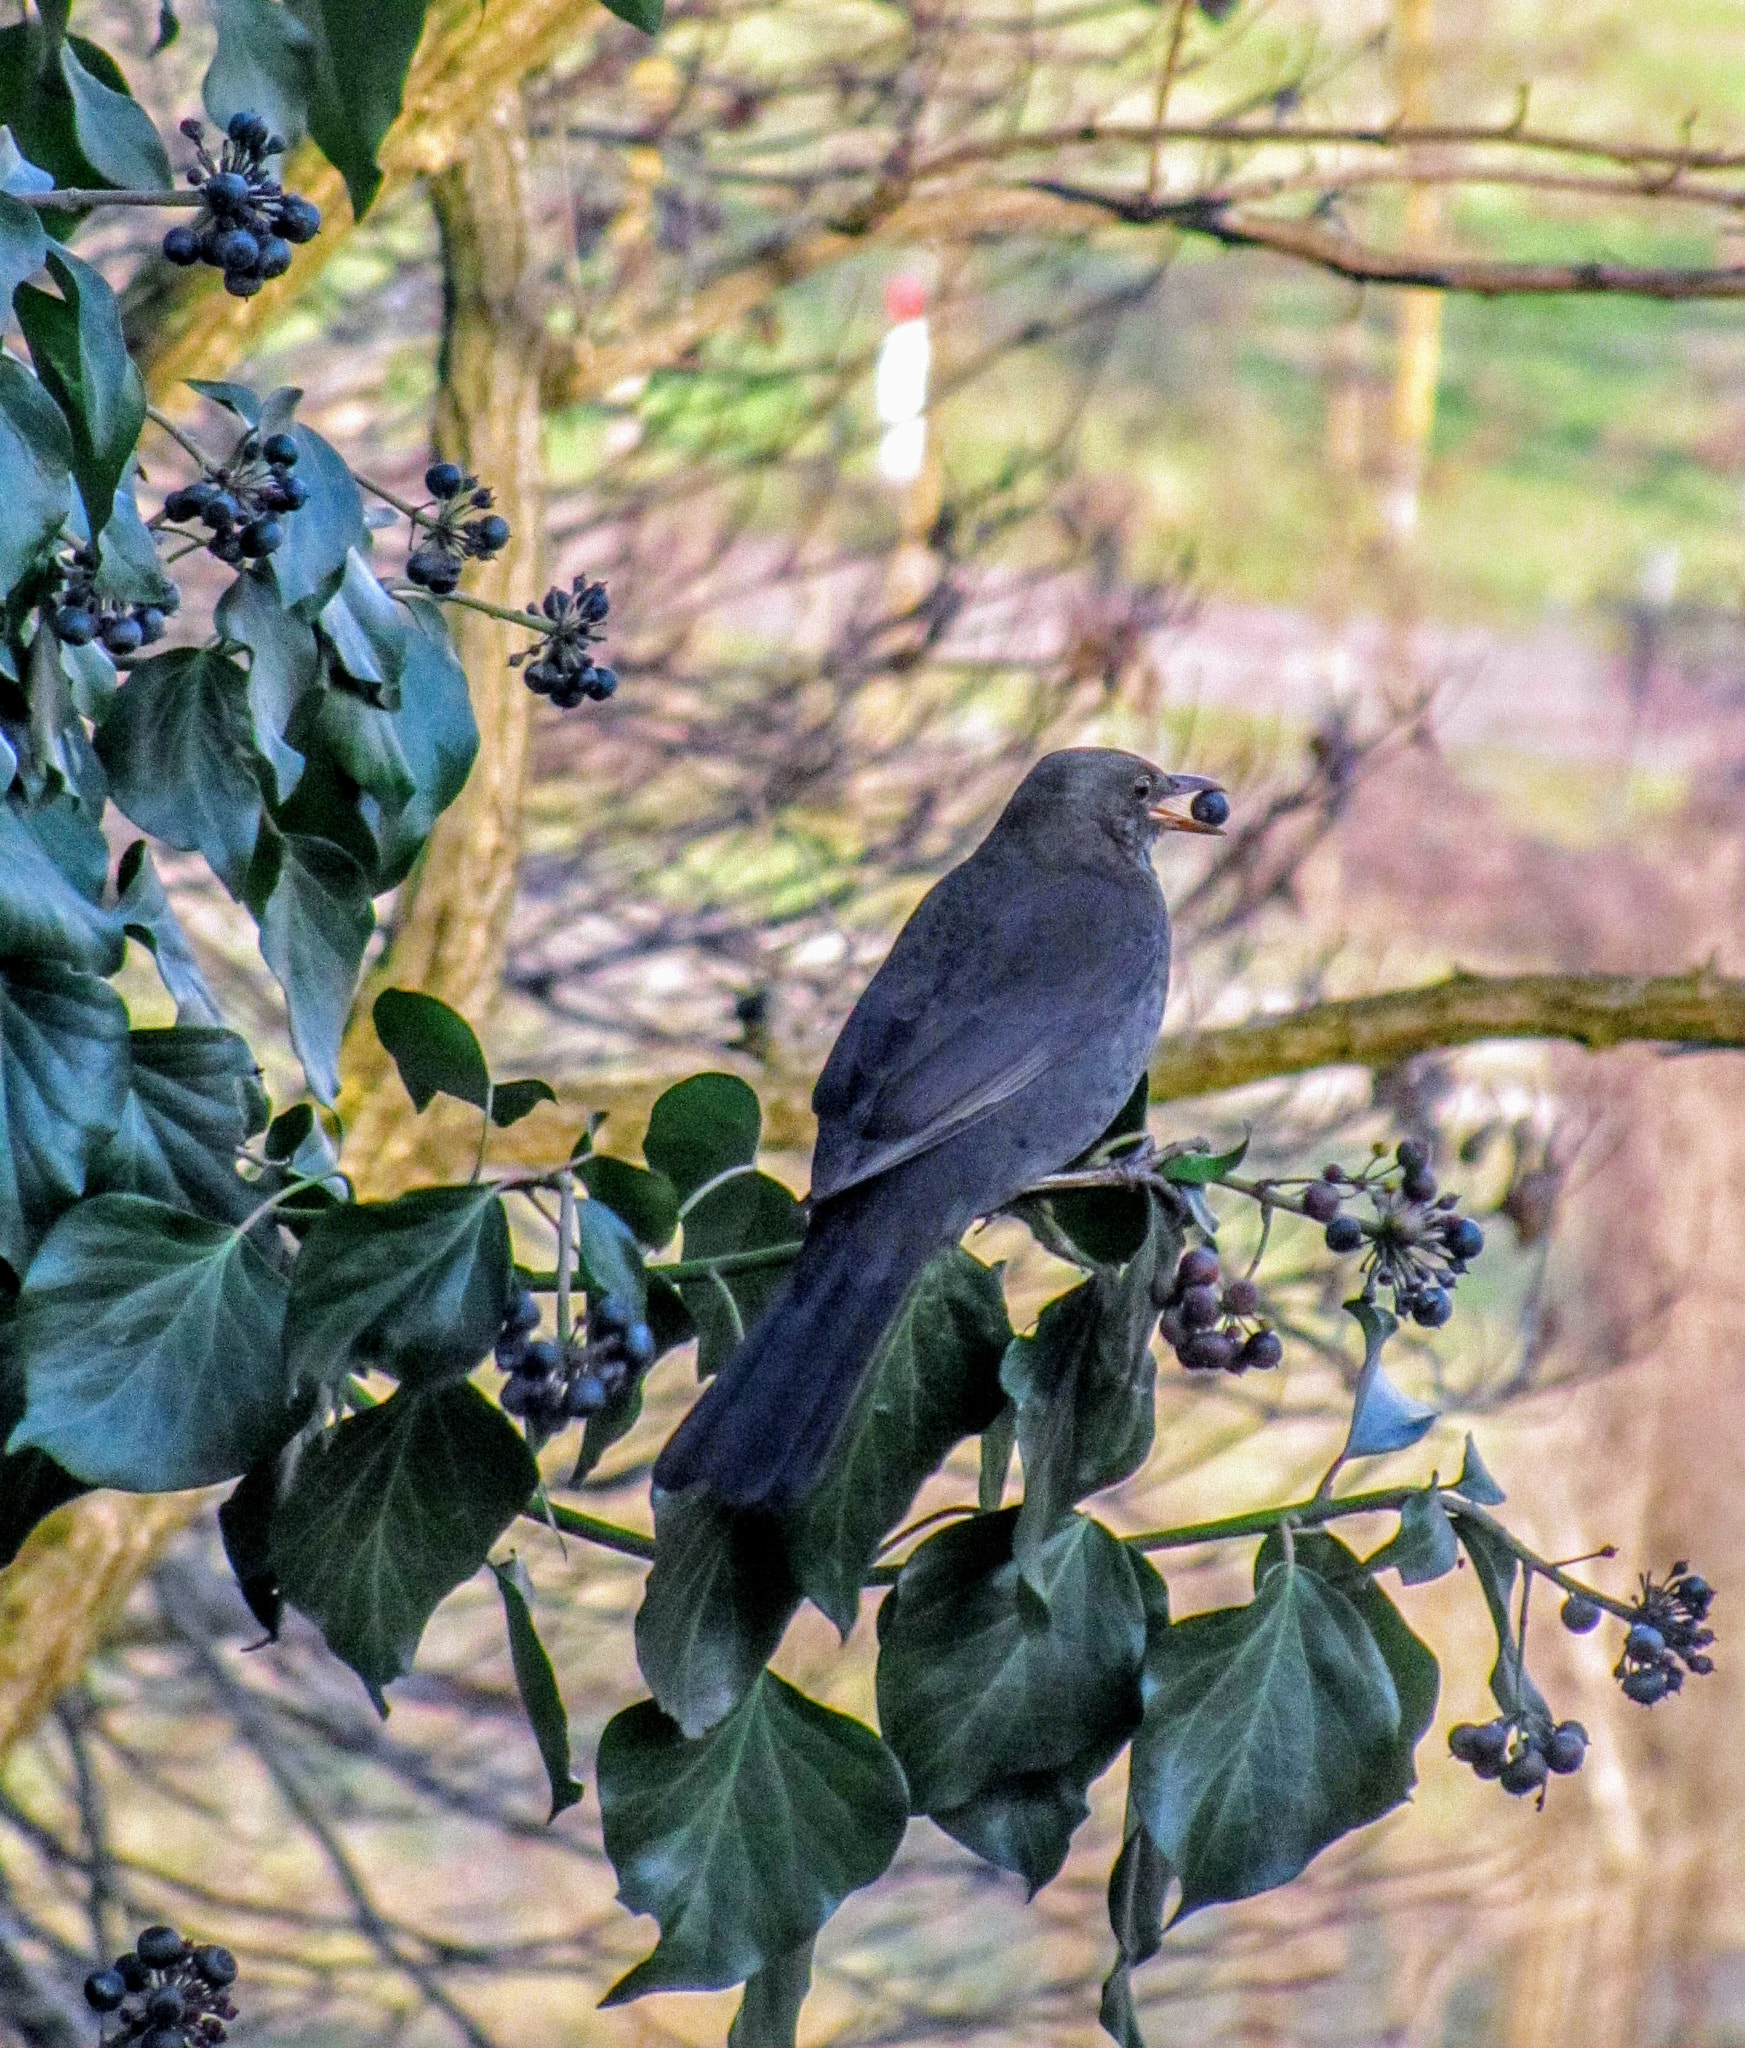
[1366, 1487, 1459, 1586]
[787, 1248, 1011, 1636]
[644, 1072, 761, 1202]
[116, 841, 224, 1026]
[95, 648, 266, 896]
[284, 1186, 511, 1389]
[372, 987, 489, 1113]
[1453, 1513, 1547, 1721]
[0, 793, 125, 975]
[88, 1027, 264, 1225]
[488, 1078, 556, 1128]
[490, 1555, 583, 1822]
[1099, 1804, 1170, 2048]
[0, 186, 46, 311]
[218, 1455, 283, 1639]
[203, 0, 317, 149]
[272, 1380, 537, 1710]
[0, 354, 72, 593]
[268, 419, 365, 613]
[58, 40, 171, 190]
[1342, 1297, 1438, 1459]
[360, 595, 478, 889]
[92, 468, 177, 608]
[728, 1943, 813, 2048]
[1129, 1531, 1436, 1916]
[4, 1193, 296, 1491]
[576, 1154, 679, 1251]
[0, 1349, 88, 1570]
[285, 0, 428, 218]
[601, 0, 664, 30]
[318, 548, 408, 698]
[875, 1509, 1146, 1893]
[675, 1171, 802, 1378]
[214, 567, 320, 802]
[597, 1673, 909, 2001]
[1001, 1197, 1167, 1589]
[1160, 1134, 1248, 1186]
[0, 959, 129, 1273]
[0, 30, 137, 199]
[636, 1487, 801, 1737]
[1452, 1432, 1506, 1505]
[14, 247, 145, 534]
[248, 829, 374, 1103]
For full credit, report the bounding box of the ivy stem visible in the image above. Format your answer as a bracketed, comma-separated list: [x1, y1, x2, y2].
[28, 188, 204, 209]
[227, 1173, 333, 1246]
[144, 404, 222, 475]
[556, 1173, 576, 1350]
[385, 583, 548, 633]
[352, 471, 431, 526]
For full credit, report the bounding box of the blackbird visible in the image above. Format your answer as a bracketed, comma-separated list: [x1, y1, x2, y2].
[653, 747, 1225, 1509]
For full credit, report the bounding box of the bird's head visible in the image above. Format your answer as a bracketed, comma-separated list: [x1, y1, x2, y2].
[1000, 748, 1228, 863]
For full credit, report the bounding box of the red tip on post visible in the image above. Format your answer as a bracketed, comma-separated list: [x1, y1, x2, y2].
[884, 274, 927, 323]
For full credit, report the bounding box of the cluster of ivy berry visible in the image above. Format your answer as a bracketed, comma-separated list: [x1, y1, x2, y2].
[1448, 1710, 1588, 1804]
[1154, 1243, 1283, 1375]
[83, 1926, 238, 2047]
[402, 463, 512, 596]
[161, 427, 305, 566]
[50, 547, 180, 660]
[161, 113, 321, 296]
[1572, 1564, 1716, 1704]
[1302, 1139, 1485, 1327]
[494, 1281, 657, 1438]
[510, 575, 618, 707]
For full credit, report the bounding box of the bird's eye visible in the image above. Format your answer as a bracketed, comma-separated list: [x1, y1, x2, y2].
[1133, 776, 1152, 800]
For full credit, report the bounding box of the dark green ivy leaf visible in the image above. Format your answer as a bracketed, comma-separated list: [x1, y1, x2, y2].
[88, 1026, 265, 1224]
[635, 1486, 801, 1737]
[248, 828, 374, 1104]
[203, 0, 317, 149]
[218, 1454, 283, 1639]
[361, 595, 478, 890]
[0, 793, 125, 974]
[644, 1071, 761, 1202]
[490, 1554, 584, 1821]
[597, 1673, 908, 2002]
[268, 418, 365, 613]
[0, 959, 130, 1272]
[285, 1186, 511, 1389]
[95, 648, 266, 896]
[0, 29, 137, 201]
[116, 840, 225, 1026]
[58, 39, 172, 190]
[1342, 1295, 1437, 1458]
[1002, 1196, 1167, 1589]
[0, 354, 72, 594]
[875, 1509, 1147, 1893]
[1366, 1486, 1459, 1586]
[372, 986, 489, 1113]
[214, 566, 320, 802]
[318, 548, 407, 699]
[1452, 1432, 1506, 1505]
[4, 1193, 296, 1491]
[271, 1379, 537, 1711]
[0, 185, 47, 315]
[728, 1943, 813, 2048]
[600, 0, 664, 31]
[1453, 1512, 1547, 1721]
[14, 247, 146, 534]
[1160, 1133, 1248, 1185]
[92, 468, 178, 609]
[576, 1153, 679, 1251]
[285, 0, 429, 218]
[1099, 1800, 1170, 2048]
[787, 1247, 1011, 1637]
[0, 1348, 88, 1570]
[1130, 1531, 1436, 1917]
[488, 1078, 557, 1128]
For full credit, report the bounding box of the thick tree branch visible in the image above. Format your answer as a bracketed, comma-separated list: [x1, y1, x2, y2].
[1148, 967, 1745, 1102]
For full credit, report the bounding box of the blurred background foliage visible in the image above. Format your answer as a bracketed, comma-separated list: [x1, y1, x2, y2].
[6, 0, 1745, 2042]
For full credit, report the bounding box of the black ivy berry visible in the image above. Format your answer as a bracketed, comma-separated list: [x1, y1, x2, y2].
[1615, 1563, 1716, 1704]
[512, 575, 617, 708]
[426, 462, 466, 499]
[192, 1947, 238, 1989]
[1325, 1215, 1364, 1254]
[163, 114, 322, 296]
[1500, 1746, 1549, 1798]
[137, 1928, 187, 1969]
[1544, 1721, 1588, 1774]
[1560, 1592, 1602, 1634]
[85, 1970, 127, 2013]
[1189, 787, 1230, 829]
[1302, 1178, 1342, 1224]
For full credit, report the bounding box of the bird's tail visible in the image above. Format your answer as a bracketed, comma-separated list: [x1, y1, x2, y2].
[653, 1182, 944, 1510]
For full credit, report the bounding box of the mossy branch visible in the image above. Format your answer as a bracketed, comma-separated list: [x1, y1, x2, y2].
[1148, 967, 1745, 1103]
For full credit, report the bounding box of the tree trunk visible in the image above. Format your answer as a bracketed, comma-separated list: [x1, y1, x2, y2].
[0, 93, 546, 1769]
[338, 89, 549, 1196]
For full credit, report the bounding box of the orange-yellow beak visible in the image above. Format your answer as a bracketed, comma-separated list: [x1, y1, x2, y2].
[1148, 772, 1227, 835]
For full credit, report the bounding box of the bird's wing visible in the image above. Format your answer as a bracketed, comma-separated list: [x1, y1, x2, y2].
[809, 852, 1163, 1203]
